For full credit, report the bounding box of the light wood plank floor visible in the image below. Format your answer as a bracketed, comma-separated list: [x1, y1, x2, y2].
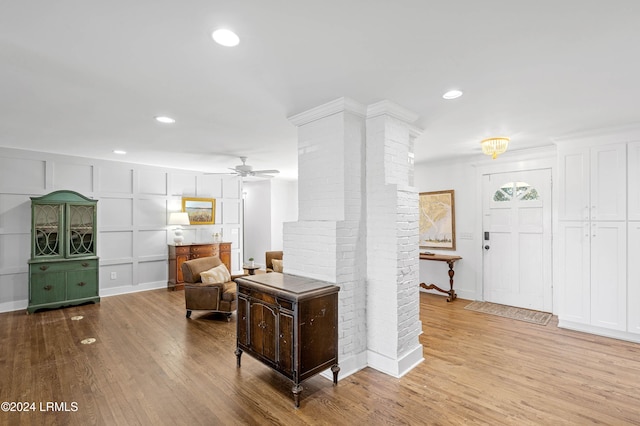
[1, 290, 640, 425]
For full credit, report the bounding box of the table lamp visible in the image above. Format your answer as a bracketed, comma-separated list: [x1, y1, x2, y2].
[168, 212, 190, 245]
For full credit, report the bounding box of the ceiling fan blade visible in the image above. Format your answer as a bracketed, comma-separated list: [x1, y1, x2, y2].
[252, 173, 276, 179]
[251, 169, 280, 174]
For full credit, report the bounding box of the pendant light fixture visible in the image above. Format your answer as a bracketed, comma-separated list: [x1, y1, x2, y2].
[481, 137, 510, 159]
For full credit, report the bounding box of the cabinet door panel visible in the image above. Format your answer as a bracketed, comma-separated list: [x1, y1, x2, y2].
[629, 142, 640, 221]
[66, 270, 98, 300]
[590, 222, 626, 330]
[250, 303, 276, 360]
[627, 223, 640, 334]
[590, 144, 626, 221]
[558, 222, 591, 324]
[30, 272, 66, 304]
[278, 312, 293, 376]
[237, 295, 249, 345]
[558, 148, 589, 221]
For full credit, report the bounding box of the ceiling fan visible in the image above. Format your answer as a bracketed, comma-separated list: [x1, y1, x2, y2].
[223, 156, 280, 179]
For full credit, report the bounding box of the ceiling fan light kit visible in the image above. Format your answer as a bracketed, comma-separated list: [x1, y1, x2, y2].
[208, 156, 280, 179]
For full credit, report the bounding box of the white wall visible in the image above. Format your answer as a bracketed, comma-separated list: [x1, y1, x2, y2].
[414, 157, 480, 301]
[242, 179, 298, 267]
[0, 147, 243, 312]
[414, 146, 557, 303]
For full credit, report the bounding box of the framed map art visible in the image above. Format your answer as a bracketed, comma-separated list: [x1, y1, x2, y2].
[419, 190, 456, 250]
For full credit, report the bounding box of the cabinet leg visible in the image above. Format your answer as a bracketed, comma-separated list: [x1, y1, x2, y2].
[186, 310, 192, 319]
[331, 364, 340, 385]
[292, 384, 303, 408]
[235, 348, 243, 368]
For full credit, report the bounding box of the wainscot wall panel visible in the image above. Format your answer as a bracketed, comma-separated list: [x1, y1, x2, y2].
[170, 173, 197, 196]
[53, 162, 94, 193]
[223, 177, 240, 198]
[0, 157, 45, 193]
[137, 198, 168, 228]
[138, 230, 167, 257]
[0, 194, 31, 233]
[0, 273, 28, 305]
[0, 234, 30, 271]
[98, 167, 134, 194]
[99, 231, 134, 260]
[100, 197, 134, 228]
[139, 170, 167, 195]
[223, 200, 241, 224]
[138, 260, 166, 283]
[197, 175, 223, 198]
[99, 263, 134, 291]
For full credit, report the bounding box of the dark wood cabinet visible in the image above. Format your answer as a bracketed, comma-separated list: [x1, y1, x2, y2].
[168, 242, 231, 290]
[235, 273, 340, 407]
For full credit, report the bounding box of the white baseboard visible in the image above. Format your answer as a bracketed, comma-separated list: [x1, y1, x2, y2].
[558, 319, 640, 344]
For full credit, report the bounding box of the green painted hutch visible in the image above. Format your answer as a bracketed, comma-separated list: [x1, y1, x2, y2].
[28, 190, 99, 313]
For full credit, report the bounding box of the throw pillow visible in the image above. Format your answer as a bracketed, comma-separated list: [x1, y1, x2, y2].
[200, 264, 231, 284]
[271, 259, 283, 273]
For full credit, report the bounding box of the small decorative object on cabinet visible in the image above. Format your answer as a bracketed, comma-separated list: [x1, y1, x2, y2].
[28, 190, 99, 314]
[235, 273, 340, 408]
[168, 242, 231, 290]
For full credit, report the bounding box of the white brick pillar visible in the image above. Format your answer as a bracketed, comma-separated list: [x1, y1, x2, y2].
[365, 101, 424, 377]
[285, 98, 369, 377]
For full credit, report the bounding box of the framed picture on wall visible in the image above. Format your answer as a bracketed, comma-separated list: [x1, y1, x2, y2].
[182, 197, 216, 225]
[419, 190, 456, 250]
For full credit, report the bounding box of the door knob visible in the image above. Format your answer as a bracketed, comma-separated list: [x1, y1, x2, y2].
[484, 245, 490, 250]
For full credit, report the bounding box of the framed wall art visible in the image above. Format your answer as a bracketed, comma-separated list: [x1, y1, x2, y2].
[419, 190, 456, 250]
[182, 197, 216, 225]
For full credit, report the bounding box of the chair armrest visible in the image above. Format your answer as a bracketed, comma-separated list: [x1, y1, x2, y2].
[230, 272, 248, 280]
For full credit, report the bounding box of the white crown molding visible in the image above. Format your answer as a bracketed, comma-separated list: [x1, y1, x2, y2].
[288, 97, 366, 126]
[366, 100, 419, 124]
[552, 122, 640, 147]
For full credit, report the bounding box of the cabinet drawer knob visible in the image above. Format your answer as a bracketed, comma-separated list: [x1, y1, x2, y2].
[82, 262, 89, 267]
[39, 265, 49, 271]
[44, 285, 52, 291]
[78, 282, 86, 287]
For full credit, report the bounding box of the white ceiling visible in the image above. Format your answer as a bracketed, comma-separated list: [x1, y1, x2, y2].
[2, 1, 640, 180]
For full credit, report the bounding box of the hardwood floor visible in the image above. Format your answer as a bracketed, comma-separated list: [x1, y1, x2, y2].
[1, 290, 640, 425]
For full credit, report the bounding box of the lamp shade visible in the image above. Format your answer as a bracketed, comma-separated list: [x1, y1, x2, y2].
[168, 212, 190, 226]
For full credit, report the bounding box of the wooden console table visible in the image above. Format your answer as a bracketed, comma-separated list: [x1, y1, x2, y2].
[235, 273, 340, 408]
[419, 253, 462, 302]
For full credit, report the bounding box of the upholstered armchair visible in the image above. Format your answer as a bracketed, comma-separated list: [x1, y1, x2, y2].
[181, 256, 245, 321]
[265, 251, 283, 273]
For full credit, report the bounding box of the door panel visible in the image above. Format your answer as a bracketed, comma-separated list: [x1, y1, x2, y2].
[482, 169, 552, 311]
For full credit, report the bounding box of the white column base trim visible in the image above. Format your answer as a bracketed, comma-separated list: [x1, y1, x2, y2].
[366, 343, 424, 378]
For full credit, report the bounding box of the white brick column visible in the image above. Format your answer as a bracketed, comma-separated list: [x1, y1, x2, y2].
[285, 98, 369, 377]
[285, 97, 423, 380]
[366, 101, 423, 377]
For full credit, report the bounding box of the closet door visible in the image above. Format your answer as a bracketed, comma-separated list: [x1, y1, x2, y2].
[628, 142, 640, 221]
[558, 222, 591, 324]
[590, 143, 626, 221]
[590, 222, 627, 331]
[628, 222, 640, 334]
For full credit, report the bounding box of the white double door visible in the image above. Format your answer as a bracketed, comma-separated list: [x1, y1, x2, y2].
[482, 169, 552, 312]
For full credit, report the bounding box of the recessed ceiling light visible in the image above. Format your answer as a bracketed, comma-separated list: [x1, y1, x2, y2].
[155, 116, 175, 124]
[113, 150, 127, 155]
[443, 90, 463, 100]
[211, 29, 240, 47]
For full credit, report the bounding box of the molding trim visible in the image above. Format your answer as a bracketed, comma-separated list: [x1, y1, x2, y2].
[366, 343, 424, 378]
[558, 320, 640, 344]
[288, 97, 367, 126]
[320, 350, 368, 381]
[366, 100, 420, 124]
[552, 122, 640, 147]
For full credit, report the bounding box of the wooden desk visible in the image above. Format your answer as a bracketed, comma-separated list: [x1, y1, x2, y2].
[419, 253, 462, 302]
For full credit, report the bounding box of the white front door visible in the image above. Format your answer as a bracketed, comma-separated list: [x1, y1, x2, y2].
[482, 169, 552, 312]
